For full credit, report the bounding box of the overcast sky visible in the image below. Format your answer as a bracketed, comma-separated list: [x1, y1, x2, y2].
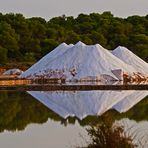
[0, 0, 148, 20]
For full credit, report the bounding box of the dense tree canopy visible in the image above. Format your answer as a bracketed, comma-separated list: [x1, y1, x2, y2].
[0, 12, 147, 65]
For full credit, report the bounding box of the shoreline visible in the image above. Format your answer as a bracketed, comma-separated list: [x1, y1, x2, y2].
[0, 84, 147, 91]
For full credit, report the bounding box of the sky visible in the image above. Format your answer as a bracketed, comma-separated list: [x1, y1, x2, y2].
[0, 0, 148, 20]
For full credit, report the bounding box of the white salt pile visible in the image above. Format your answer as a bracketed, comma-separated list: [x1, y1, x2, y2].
[20, 41, 137, 81]
[112, 46, 148, 74]
[3, 68, 23, 75]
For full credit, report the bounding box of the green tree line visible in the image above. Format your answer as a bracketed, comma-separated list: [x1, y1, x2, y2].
[0, 12, 148, 65]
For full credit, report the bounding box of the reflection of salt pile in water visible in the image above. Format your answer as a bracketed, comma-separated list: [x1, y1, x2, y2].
[113, 91, 148, 112]
[20, 41, 138, 81]
[28, 91, 148, 120]
[114, 118, 148, 148]
[112, 46, 148, 81]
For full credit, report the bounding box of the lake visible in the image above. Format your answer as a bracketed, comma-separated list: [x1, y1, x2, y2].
[0, 90, 148, 148]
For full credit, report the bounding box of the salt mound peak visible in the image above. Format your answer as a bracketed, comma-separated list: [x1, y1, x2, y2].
[95, 43, 104, 49]
[75, 41, 86, 46]
[112, 46, 148, 74]
[115, 46, 127, 50]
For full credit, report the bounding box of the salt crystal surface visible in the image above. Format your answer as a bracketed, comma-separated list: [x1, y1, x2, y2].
[112, 46, 148, 74]
[20, 42, 137, 81]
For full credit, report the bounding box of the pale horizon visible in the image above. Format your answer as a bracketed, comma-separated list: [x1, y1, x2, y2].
[0, 0, 148, 20]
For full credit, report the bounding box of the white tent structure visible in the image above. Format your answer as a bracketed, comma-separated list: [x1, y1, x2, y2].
[28, 90, 148, 120]
[112, 46, 148, 75]
[20, 42, 136, 81]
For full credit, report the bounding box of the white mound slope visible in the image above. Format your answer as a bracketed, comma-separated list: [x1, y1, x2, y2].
[20, 41, 136, 81]
[112, 46, 148, 74]
[28, 90, 147, 120]
[20, 43, 74, 78]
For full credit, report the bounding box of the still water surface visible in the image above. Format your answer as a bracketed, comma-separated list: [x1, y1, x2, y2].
[0, 90, 147, 148]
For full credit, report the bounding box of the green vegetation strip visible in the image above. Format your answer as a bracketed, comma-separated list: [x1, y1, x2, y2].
[0, 84, 147, 91]
[0, 12, 148, 65]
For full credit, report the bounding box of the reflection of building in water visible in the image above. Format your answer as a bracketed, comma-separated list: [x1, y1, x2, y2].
[28, 91, 148, 120]
[114, 118, 148, 148]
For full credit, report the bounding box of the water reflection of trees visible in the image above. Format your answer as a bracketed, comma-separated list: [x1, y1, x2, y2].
[0, 91, 147, 132]
[78, 119, 136, 148]
[0, 91, 62, 132]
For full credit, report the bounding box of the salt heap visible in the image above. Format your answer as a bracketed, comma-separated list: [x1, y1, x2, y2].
[28, 90, 148, 120]
[112, 46, 148, 74]
[20, 41, 137, 81]
[3, 68, 23, 75]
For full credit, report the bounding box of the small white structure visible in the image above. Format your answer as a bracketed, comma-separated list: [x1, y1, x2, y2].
[3, 68, 23, 75]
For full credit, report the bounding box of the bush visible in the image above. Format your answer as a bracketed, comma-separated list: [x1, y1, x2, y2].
[24, 52, 36, 62]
